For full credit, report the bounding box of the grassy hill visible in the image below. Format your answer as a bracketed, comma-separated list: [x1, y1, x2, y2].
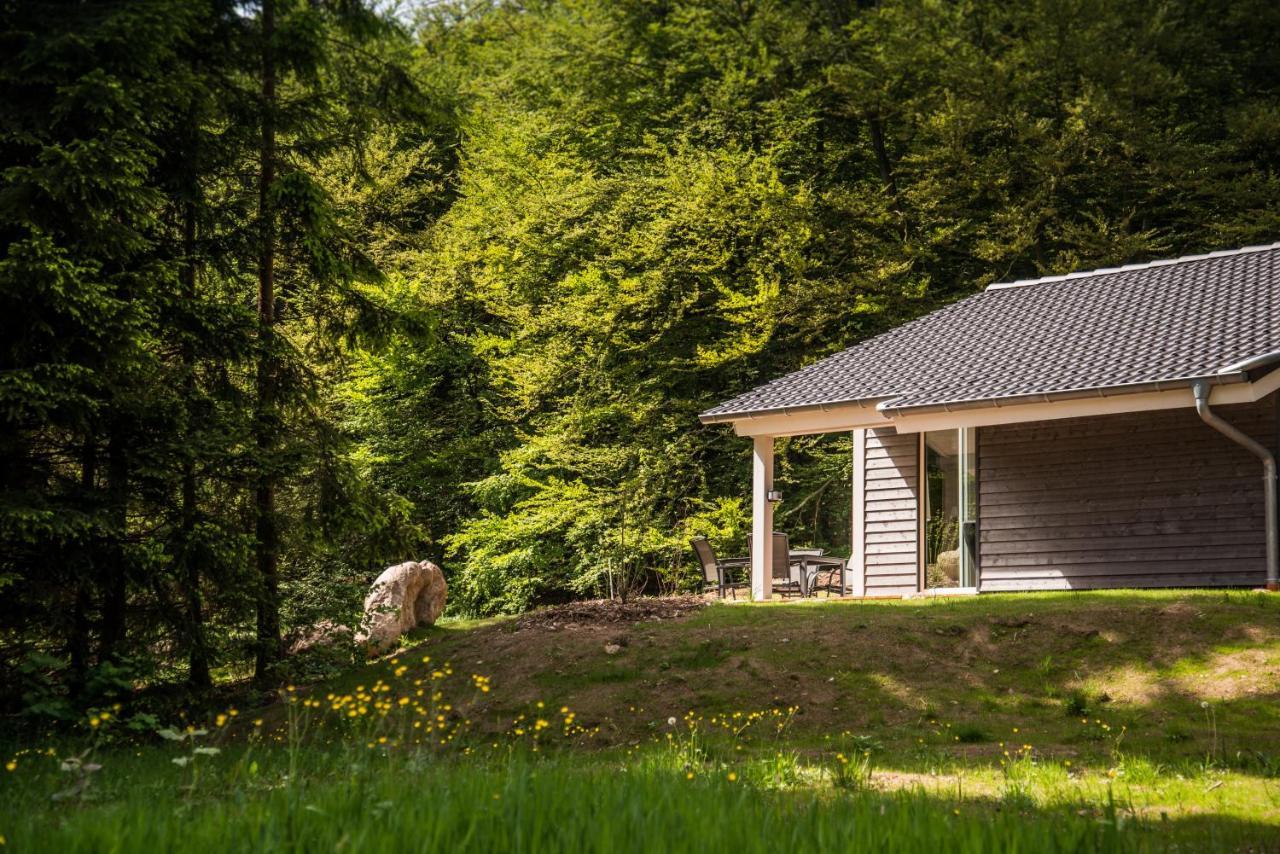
[3, 590, 1279, 851]
[390, 590, 1280, 754]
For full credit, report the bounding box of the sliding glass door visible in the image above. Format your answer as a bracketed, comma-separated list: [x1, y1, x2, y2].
[923, 428, 977, 589]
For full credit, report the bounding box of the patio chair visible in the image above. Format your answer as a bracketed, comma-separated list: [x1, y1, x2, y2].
[690, 537, 749, 599]
[747, 532, 806, 597]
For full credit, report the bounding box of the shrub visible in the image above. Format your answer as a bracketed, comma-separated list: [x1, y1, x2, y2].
[1064, 690, 1092, 718]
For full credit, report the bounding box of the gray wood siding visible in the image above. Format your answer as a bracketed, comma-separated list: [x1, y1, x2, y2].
[864, 428, 919, 596]
[977, 397, 1278, 591]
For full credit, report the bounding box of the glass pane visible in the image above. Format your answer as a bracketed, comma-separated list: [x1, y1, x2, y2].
[924, 429, 978, 589]
[959, 427, 977, 588]
[924, 431, 960, 588]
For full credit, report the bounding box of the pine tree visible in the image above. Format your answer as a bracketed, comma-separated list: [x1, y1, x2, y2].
[0, 0, 205, 691]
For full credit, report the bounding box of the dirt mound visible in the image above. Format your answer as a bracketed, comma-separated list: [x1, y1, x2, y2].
[515, 595, 708, 631]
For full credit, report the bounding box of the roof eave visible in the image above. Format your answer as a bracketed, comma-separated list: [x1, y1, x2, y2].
[698, 396, 891, 425]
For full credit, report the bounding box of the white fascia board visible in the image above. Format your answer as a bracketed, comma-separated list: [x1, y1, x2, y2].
[730, 403, 893, 437]
[720, 368, 1280, 438]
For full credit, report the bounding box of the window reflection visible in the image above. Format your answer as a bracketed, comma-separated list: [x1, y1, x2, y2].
[924, 428, 976, 588]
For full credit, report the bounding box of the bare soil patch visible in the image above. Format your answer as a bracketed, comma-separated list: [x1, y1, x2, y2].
[513, 595, 708, 631]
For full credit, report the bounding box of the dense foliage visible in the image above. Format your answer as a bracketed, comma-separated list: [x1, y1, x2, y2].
[3, 0, 1280, 702]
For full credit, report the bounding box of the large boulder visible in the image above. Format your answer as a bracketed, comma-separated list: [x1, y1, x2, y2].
[934, 549, 960, 582]
[355, 560, 448, 653]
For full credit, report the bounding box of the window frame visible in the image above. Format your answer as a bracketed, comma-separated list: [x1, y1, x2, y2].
[917, 428, 980, 593]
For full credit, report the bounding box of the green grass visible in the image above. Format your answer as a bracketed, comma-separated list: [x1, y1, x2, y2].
[4, 590, 1280, 850]
[1, 744, 1274, 852]
[390, 590, 1280, 760]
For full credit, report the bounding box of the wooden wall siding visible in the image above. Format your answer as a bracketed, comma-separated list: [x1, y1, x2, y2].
[977, 397, 1278, 592]
[863, 428, 920, 596]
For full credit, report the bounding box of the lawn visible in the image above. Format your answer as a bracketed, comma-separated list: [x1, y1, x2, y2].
[3, 590, 1279, 851]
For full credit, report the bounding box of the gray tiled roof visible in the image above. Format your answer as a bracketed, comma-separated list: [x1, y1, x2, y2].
[700, 243, 1280, 422]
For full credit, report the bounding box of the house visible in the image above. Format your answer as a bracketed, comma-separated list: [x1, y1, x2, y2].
[700, 243, 1280, 599]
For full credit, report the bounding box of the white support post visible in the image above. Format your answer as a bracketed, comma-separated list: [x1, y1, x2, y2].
[850, 429, 866, 597]
[751, 435, 774, 601]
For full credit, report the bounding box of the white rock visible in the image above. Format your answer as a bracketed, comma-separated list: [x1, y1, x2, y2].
[355, 560, 448, 654]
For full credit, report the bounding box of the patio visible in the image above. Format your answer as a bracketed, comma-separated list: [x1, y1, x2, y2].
[692, 533, 850, 600]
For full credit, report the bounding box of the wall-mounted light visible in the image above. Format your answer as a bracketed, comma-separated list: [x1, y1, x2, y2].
[767, 490, 783, 503]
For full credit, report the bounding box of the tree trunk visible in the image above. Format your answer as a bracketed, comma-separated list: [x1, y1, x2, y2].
[253, 0, 280, 686]
[867, 115, 898, 198]
[98, 425, 128, 663]
[69, 437, 95, 696]
[181, 198, 212, 690]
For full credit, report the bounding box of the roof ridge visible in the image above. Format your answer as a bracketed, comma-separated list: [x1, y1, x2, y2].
[985, 241, 1280, 291]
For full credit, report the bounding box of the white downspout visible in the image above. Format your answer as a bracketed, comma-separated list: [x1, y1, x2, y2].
[1192, 381, 1279, 591]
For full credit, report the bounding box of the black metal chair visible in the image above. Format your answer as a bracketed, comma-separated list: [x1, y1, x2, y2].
[690, 537, 749, 599]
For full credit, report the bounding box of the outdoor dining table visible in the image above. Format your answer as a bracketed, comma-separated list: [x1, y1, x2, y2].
[723, 543, 849, 597]
[786, 548, 848, 597]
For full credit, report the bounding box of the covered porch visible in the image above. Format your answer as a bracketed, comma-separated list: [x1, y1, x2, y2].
[728, 377, 1280, 601]
[700, 246, 1280, 601]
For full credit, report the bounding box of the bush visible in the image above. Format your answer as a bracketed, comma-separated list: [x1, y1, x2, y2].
[1064, 690, 1092, 718]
